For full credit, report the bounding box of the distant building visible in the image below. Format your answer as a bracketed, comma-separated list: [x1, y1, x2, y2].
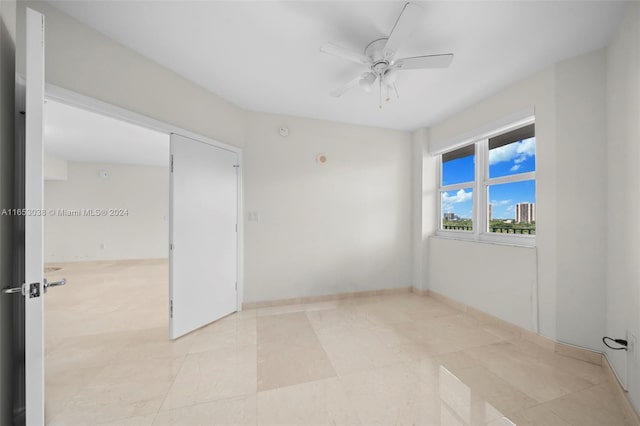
[515, 202, 536, 223]
[443, 212, 457, 221]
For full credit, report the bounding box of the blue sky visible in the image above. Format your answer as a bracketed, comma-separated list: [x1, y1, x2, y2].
[442, 138, 536, 220]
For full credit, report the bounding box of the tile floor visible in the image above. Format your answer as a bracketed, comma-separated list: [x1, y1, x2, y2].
[43, 260, 636, 425]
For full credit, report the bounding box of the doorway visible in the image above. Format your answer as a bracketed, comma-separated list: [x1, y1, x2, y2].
[39, 93, 243, 424]
[42, 99, 171, 421]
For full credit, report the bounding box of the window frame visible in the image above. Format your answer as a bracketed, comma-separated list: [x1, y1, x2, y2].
[437, 119, 536, 247]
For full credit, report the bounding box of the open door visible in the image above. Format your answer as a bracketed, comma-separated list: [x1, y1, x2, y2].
[169, 133, 239, 339]
[8, 8, 46, 425]
[4, 8, 68, 424]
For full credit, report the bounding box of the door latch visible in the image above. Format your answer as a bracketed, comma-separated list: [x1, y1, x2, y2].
[2, 282, 40, 298]
[2, 283, 26, 296]
[29, 283, 40, 298]
[3, 278, 67, 297]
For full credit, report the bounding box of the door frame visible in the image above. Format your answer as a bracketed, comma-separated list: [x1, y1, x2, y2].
[43, 83, 245, 313]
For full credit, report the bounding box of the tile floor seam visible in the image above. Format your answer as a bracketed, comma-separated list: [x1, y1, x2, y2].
[304, 309, 342, 381]
[154, 353, 189, 415]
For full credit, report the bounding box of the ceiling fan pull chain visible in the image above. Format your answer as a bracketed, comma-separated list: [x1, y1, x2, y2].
[394, 84, 400, 100]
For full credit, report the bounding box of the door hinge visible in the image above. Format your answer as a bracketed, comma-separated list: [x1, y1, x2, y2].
[170, 155, 174, 173]
[170, 243, 174, 251]
[170, 299, 173, 318]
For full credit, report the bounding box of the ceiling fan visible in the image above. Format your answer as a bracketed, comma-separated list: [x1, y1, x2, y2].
[320, 2, 453, 108]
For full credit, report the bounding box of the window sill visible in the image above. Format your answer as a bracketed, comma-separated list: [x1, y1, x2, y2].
[433, 232, 536, 248]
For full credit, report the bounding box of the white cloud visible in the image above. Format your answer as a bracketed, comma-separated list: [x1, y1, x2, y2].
[510, 164, 521, 172]
[489, 137, 535, 165]
[490, 199, 512, 206]
[442, 188, 472, 211]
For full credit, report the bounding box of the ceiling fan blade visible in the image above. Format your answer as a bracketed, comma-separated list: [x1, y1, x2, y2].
[320, 42, 371, 66]
[383, 2, 423, 60]
[330, 73, 369, 98]
[394, 54, 454, 70]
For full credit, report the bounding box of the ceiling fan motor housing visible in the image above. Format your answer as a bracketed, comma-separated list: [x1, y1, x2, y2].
[365, 38, 391, 76]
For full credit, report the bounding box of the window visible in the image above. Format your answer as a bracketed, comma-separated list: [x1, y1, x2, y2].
[438, 122, 536, 244]
[441, 145, 475, 231]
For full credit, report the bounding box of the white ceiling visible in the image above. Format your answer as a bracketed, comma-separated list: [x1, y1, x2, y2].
[47, 1, 627, 131]
[44, 100, 169, 166]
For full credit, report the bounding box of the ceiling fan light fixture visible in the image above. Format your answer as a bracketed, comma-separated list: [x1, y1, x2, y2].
[359, 73, 376, 92]
[383, 68, 398, 86]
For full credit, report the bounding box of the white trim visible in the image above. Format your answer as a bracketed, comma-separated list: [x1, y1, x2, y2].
[429, 108, 535, 155]
[532, 247, 540, 333]
[440, 182, 474, 192]
[44, 84, 245, 314]
[485, 171, 536, 186]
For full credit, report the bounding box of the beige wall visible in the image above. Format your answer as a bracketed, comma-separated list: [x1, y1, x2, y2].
[243, 112, 412, 302]
[606, 2, 640, 410]
[44, 161, 169, 263]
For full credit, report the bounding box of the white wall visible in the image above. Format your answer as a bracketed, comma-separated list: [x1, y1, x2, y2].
[411, 129, 425, 290]
[44, 161, 169, 262]
[429, 238, 537, 331]
[554, 50, 607, 350]
[412, 128, 438, 292]
[425, 67, 558, 339]
[243, 112, 412, 303]
[44, 153, 68, 180]
[606, 2, 640, 410]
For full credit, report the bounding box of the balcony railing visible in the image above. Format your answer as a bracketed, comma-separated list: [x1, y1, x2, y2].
[442, 224, 536, 234]
[490, 227, 535, 235]
[442, 225, 472, 231]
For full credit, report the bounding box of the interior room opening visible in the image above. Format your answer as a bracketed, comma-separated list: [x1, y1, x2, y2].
[41, 99, 170, 419]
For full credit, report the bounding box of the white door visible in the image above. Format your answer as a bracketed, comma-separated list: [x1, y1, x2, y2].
[20, 8, 45, 426]
[169, 133, 239, 339]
